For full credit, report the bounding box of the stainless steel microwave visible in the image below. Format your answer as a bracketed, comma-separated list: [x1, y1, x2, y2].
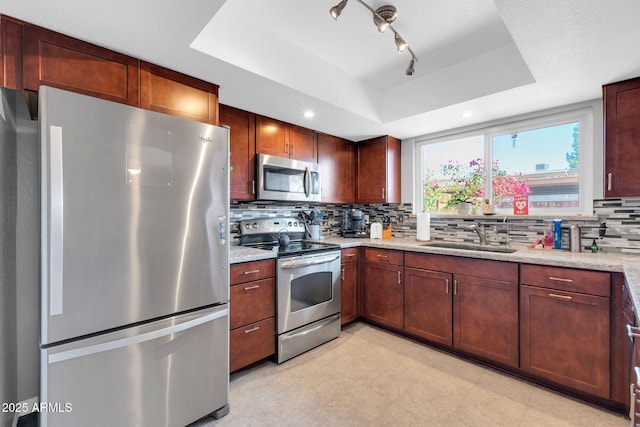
[256, 154, 321, 202]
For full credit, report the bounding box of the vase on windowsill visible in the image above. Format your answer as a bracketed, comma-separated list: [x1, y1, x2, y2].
[456, 202, 473, 215]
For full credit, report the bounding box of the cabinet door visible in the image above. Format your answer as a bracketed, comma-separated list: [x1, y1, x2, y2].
[140, 61, 219, 125]
[318, 133, 355, 203]
[289, 124, 317, 162]
[404, 267, 453, 346]
[229, 278, 274, 330]
[220, 105, 256, 200]
[604, 77, 640, 198]
[341, 260, 359, 325]
[1, 16, 24, 89]
[356, 136, 401, 203]
[23, 24, 139, 106]
[230, 317, 275, 373]
[520, 284, 610, 398]
[256, 115, 289, 158]
[454, 274, 518, 368]
[362, 262, 403, 331]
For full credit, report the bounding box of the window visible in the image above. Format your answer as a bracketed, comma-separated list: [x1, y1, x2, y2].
[415, 108, 593, 215]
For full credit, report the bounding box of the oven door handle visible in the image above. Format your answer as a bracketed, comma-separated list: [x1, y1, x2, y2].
[279, 254, 340, 269]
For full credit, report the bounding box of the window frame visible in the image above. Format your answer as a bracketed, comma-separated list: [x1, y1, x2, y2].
[413, 107, 594, 216]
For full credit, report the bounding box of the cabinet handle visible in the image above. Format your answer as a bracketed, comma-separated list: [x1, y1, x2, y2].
[244, 285, 260, 291]
[252, 180, 255, 194]
[341, 267, 345, 281]
[382, 188, 386, 199]
[285, 142, 290, 154]
[454, 279, 458, 295]
[376, 255, 389, 261]
[244, 326, 260, 334]
[445, 279, 449, 294]
[397, 271, 401, 285]
[549, 293, 573, 300]
[291, 143, 294, 156]
[627, 324, 640, 342]
[608, 173, 612, 192]
[243, 269, 260, 275]
[549, 276, 573, 283]
[345, 253, 356, 258]
[631, 383, 637, 423]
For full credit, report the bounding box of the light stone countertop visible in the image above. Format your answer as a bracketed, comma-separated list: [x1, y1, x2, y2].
[230, 236, 640, 312]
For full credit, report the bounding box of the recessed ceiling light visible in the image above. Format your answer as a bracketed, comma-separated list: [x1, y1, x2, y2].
[304, 110, 315, 118]
[461, 111, 473, 118]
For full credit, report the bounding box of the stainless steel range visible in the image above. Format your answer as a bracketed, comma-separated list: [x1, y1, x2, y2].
[239, 217, 341, 363]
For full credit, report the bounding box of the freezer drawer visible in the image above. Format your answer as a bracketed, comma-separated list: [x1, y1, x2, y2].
[40, 305, 229, 427]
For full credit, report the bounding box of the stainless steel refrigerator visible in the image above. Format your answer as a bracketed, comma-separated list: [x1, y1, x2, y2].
[38, 86, 230, 426]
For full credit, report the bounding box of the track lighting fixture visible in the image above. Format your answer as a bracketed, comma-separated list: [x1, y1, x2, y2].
[329, 0, 418, 76]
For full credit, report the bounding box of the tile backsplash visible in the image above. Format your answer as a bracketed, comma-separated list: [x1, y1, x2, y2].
[230, 198, 640, 255]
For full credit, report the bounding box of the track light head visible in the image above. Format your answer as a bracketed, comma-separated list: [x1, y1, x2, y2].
[330, 0, 349, 20]
[406, 56, 416, 76]
[394, 32, 407, 52]
[373, 13, 389, 32]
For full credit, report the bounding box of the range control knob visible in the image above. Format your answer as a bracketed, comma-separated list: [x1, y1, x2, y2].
[252, 223, 258, 229]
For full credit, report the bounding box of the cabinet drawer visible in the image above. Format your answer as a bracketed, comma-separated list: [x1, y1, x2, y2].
[230, 317, 275, 372]
[230, 278, 275, 329]
[521, 264, 610, 297]
[230, 259, 274, 285]
[341, 247, 359, 263]
[364, 248, 403, 266]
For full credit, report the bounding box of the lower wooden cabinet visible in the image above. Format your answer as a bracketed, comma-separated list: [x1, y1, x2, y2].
[340, 248, 359, 325]
[455, 273, 518, 367]
[404, 267, 452, 346]
[403, 253, 518, 368]
[229, 259, 275, 372]
[230, 317, 275, 373]
[361, 249, 404, 331]
[520, 264, 611, 398]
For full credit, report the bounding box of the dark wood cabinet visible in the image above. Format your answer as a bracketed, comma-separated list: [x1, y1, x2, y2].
[22, 21, 140, 107]
[454, 273, 518, 367]
[140, 61, 219, 125]
[356, 135, 401, 203]
[220, 105, 256, 200]
[340, 248, 359, 325]
[520, 264, 611, 398]
[255, 115, 317, 162]
[1, 15, 220, 124]
[361, 248, 403, 331]
[403, 253, 518, 367]
[404, 267, 453, 346]
[318, 133, 355, 203]
[229, 259, 275, 373]
[604, 76, 640, 198]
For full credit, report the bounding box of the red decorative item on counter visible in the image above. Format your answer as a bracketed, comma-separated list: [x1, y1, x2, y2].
[513, 195, 529, 215]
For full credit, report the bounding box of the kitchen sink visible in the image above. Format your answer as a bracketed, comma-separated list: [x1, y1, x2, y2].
[420, 241, 518, 253]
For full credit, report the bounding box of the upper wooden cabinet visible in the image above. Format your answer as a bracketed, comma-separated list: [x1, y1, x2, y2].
[22, 20, 140, 107]
[255, 115, 317, 162]
[1, 15, 219, 124]
[317, 133, 355, 203]
[356, 135, 401, 204]
[603, 76, 640, 198]
[220, 104, 256, 201]
[140, 61, 219, 125]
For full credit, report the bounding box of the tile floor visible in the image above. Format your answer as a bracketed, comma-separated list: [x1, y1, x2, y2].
[201, 322, 628, 427]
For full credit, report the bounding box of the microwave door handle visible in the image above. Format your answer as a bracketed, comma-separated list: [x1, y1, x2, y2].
[304, 167, 311, 198]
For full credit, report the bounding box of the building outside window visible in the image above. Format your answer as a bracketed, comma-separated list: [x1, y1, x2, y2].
[414, 108, 593, 216]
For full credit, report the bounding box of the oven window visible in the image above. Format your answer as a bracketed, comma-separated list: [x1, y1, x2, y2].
[290, 271, 332, 312]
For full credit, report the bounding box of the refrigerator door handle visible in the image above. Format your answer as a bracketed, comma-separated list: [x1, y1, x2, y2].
[49, 125, 64, 316]
[48, 307, 228, 364]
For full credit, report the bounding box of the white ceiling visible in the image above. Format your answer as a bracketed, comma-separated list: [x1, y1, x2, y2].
[1, 0, 639, 141]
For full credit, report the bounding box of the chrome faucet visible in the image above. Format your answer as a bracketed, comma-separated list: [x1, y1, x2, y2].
[469, 220, 486, 245]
